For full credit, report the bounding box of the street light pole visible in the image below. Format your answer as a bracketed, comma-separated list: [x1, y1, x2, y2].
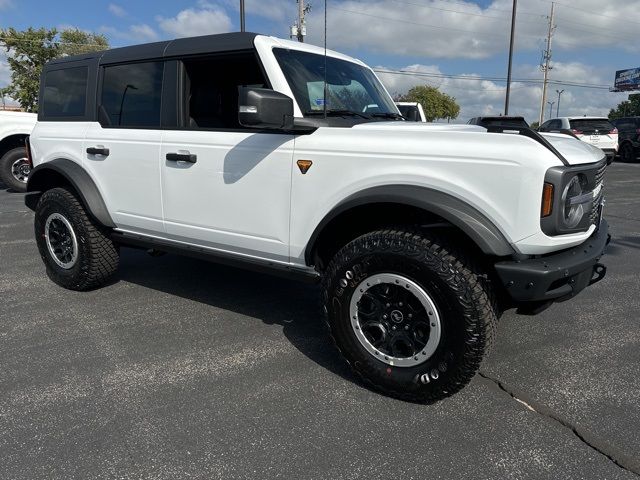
[240, 0, 245, 32]
[555, 89, 564, 117]
[504, 0, 517, 115]
[547, 101, 555, 120]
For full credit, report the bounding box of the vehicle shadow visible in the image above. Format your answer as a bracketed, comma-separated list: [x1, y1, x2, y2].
[0, 178, 22, 193]
[223, 133, 292, 184]
[605, 235, 640, 255]
[116, 248, 357, 384]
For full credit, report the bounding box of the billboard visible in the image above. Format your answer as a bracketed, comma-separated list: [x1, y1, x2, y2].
[613, 67, 640, 92]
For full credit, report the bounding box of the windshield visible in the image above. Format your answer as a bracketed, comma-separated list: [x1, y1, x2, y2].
[273, 48, 397, 117]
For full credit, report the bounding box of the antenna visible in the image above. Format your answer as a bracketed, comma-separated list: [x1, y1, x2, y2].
[323, 0, 327, 119]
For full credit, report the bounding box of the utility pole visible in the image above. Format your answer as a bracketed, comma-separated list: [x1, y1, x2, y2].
[555, 89, 564, 117]
[240, 0, 245, 32]
[538, 2, 555, 125]
[296, 0, 307, 42]
[504, 0, 517, 115]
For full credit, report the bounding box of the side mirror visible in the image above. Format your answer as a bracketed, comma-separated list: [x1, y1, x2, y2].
[405, 108, 419, 122]
[238, 87, 294, 130]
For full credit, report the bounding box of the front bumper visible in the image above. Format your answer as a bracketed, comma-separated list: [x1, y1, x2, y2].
[495, 220, 610, 306]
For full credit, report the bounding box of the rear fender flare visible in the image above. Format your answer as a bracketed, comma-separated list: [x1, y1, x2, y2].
[26, 158, 115, 228]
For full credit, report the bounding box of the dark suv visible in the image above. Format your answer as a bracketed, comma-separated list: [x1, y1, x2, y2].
[612, 117, 640, 162]
[467, 116, 529, 128]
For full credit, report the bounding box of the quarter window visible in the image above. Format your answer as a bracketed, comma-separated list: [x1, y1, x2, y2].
[42, 67, 88, 117]
[100, 62, 163, 128]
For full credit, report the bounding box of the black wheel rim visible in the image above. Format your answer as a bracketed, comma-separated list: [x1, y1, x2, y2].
[349, 273, 441, 367]
[44, 213, 78, 269]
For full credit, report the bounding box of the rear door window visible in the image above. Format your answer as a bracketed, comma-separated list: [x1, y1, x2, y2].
[569, 119, 614, 133]
[100, 62, 164, 128]
[42, 67, 88, 118]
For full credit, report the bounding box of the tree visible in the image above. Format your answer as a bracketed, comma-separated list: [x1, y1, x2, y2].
[530, 121, 540, 130]
[398, 85, 460, 122]
[0, 27, 108, 112]
[608, 94, 640, 120]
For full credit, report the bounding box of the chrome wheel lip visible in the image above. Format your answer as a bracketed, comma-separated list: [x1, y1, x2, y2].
[44, 213, 78, 269]
[11, 157, 30, 184]
[349, 273, 442, 368]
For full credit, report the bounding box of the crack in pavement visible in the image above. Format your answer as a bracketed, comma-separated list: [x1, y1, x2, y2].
[478, 372, 640, 477]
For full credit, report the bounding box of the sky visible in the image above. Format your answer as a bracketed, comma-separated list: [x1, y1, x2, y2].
[0, 0, 638, 123]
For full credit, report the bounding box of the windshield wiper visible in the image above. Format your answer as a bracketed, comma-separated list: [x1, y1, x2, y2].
[371, 112, 405, 120]
[304, 109, 371, 119]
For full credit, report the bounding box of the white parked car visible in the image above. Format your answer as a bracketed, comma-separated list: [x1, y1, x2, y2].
[539, 116, 618, 162]
[0, 111, 37, 191]
[395, 102, 426, 122]
[26, 33, 609, 403]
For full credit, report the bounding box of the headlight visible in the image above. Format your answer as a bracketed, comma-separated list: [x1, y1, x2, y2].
[561, 174, 587, 228]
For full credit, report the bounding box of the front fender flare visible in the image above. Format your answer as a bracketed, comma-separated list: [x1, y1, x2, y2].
[26, 158, 115, 228]
[305, 185, 514, 263]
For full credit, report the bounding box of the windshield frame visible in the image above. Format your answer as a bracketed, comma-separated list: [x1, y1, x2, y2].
[272, 47, 398, 120]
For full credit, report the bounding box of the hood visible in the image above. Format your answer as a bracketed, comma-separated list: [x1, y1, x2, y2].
[352, 122, 605, 166]
[539, 132, 606, 165]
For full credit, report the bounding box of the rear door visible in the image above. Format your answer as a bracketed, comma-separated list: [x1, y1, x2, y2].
[159, 52, 294, 262]
[83, 61, 164, 234]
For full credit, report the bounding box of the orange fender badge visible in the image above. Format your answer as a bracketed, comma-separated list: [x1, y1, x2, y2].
[297, 159, 313, 174]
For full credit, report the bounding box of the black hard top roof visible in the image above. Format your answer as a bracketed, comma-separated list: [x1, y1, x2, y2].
[46, 32, 259, 66]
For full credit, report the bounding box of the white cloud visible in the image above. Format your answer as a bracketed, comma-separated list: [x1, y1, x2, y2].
[100, 24, 159, 43]
[157, 4, 232, 38]
[129, 24, 159, 42]
[108, 3, 127, 18]
[222, 0, 293, 22]
[376, 62, 628, 124]
[304, 0, 640, 60]
[0, 0, 13, 10]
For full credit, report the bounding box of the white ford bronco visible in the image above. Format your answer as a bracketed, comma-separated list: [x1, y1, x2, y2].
[0, 110, 37, 191]
[26, 33, 609, 402]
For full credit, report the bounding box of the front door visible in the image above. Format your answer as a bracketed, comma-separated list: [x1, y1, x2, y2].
[160, 130, 294, 262]
[159, 52, 294, 262]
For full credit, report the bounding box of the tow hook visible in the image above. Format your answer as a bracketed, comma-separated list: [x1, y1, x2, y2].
[589, 263, 606, 286]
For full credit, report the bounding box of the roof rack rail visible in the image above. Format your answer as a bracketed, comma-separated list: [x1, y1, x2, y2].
[486, 125, 570, 166]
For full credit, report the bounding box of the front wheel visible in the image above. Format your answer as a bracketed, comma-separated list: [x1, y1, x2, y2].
[322, 229, 498, 403]
[0, 146, 30, 192]
[35, 187, 119, 290]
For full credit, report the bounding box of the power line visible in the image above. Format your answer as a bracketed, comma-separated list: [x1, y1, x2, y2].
[348, 0, 545, 23]
[372, 68, 611, 89]
[331, 7, 510, 39]
[536, 0, 640, 27]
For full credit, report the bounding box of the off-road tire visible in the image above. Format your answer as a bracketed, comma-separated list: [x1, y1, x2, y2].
[35, 187, 119, 290]
[0, 147, 29, 192]
[322, 229, 499, 403]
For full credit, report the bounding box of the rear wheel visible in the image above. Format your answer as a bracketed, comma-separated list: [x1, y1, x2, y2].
[619, 142, 637, 163]
[0, 146, 30, 192]
[322, 229, 498, 403]
[35, 187, 119, 290]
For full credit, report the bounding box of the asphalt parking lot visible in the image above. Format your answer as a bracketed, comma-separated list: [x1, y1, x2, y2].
[1, 162, 639, 480]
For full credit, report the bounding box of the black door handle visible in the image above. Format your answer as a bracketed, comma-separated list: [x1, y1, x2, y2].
[166, 152, 197, 163]
[86, 147, 110, 156]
